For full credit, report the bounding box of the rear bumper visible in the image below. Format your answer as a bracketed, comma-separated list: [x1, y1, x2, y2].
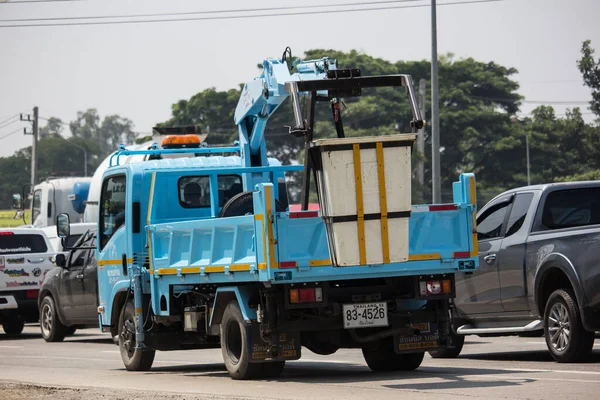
[0, 292, 40, 322]
[0, 295, 18, 310]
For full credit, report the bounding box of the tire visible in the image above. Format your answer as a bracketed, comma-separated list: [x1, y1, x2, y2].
[305, 341, 339, 356]
[220, 301, 265, 380]
[118, 300, 155, 371]
[219, 191, 286, 218]
[544, 289, 594, 363]
[429, 333, 465, 359]
[2, 315, 25, 336]
[362, 338, 424, 372]
[261, 361, 285, 378]
[39, 296, 68, 342]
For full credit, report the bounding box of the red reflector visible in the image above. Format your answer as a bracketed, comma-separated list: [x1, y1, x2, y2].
[298, 288, 316, 303]
[453, 251, 470, 258]
[429, 204, 457, 211]
[26, 289, 39, 299]
[289, 211, 319, 219]
[0, 231, 14, 235]
[279, 261, 297, 269]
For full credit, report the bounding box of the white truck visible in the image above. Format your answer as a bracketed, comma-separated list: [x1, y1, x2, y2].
[0, 227, 56, 335]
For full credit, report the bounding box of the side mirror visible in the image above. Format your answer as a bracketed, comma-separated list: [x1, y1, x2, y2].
[12, 194, 22, 210]
[55, 253, 67, 268]
[56, 213, 71, 239]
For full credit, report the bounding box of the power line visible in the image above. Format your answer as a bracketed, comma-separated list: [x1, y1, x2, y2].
[0, 127, 23, 141]
[0, 0, 86, 4]
[0, 0, 424, 23]
[0, 114, 19, 128]
[0, 0, 506, 28]
[0, 116, 19, 130]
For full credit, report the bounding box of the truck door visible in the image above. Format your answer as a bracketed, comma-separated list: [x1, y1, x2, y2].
[498, 193, 535, 312]
[455, 196, 512, 315]
[97, 173, 128, 327]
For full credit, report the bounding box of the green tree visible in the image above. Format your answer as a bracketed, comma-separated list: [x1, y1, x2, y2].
[39, 117, 64, 138]
[577, 40, 600, 117]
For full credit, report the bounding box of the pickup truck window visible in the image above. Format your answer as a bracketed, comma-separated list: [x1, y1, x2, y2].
[505, 193, 534, 237]
[100, 175, 126, 250]
[477, 202, 510, 240]
[178, 175, 242, 208]
[541, 188, 600, 230]
[0, 234, 48, 255]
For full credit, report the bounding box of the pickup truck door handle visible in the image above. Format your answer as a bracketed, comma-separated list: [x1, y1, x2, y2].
[484, 254, 497, 264]
[76, 274, 84, 280]
[27, 257, 44, 264]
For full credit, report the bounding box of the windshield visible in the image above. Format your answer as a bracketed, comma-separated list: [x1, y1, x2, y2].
[0, 234, 48, 255]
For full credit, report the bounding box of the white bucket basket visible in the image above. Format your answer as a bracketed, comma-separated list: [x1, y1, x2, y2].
[310, 135, 416, 266]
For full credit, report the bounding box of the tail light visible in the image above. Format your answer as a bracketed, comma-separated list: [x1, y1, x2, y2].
[418, 276, 454, 297]
[26, 289, 39, 299]
[0, 231, 14, 235]
[289, 287, 323, 304]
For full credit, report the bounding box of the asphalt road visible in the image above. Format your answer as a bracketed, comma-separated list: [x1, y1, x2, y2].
[0, 326, 599, 400]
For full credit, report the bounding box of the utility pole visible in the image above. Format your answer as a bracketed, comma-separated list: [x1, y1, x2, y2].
[526, 132, 531, 186]
[417, 79, 426, 202]
[21, 106, 39, 186]
[431, 0, 441, 203]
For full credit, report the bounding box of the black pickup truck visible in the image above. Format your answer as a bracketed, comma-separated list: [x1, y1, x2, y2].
[38, 230, 99, 342]
[431, 181, 599, 362]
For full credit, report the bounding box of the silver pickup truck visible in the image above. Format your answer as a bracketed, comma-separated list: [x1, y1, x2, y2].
[431, 181, 599, 362]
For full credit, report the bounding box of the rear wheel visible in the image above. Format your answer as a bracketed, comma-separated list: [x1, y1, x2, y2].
[39, 296, 67, 342]
[362, 338, 424, 372]
[220, 301, 285, 379]
[220, 301, 265, 380]
[544, 289, 594, 363]
[118, 300, 155, 371]
[429, 332, 465, 359]
[2, 315, 25, 336]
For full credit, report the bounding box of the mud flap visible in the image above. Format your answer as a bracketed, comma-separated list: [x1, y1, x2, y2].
[247, 322, 301, 362]
[393, 323, 440, 353]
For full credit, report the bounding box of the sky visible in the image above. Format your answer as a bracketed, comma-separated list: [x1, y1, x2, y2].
[0, 0, 599, 158]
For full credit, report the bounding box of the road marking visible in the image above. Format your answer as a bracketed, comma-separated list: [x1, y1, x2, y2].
[507, 367, 600, 376]
[526, 341, 600, 348]
[294, 358, 363, 365]
[0, 345, 24, 349]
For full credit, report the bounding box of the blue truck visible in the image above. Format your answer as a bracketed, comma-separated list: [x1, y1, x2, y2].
[57, 54, 479, 380]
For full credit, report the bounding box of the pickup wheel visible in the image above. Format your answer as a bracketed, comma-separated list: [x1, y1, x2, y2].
[40, 296, 67, 342]
[220, 301, 266, 380]
[362, 338, 424, 372]
[118, 300, 155, 371]
[2, 315, 25, 336]
[429, 333, 465, 359]
[544, 289, 595, 363]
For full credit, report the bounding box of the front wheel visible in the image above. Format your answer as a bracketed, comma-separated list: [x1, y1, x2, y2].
[2, 315, 25, 336]
[40, 296, 67, 342]
[362, 338, 424, 372]
[544, 289, 594, 363]
[118, 300, 155, 371]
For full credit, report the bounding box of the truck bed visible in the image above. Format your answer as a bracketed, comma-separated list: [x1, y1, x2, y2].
[147, 174, 478, 292]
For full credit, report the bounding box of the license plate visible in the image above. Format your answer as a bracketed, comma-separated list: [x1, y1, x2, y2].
[342, 302, 388, 329]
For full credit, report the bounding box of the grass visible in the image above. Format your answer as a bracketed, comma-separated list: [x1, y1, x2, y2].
[0, 209, 31, 228]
